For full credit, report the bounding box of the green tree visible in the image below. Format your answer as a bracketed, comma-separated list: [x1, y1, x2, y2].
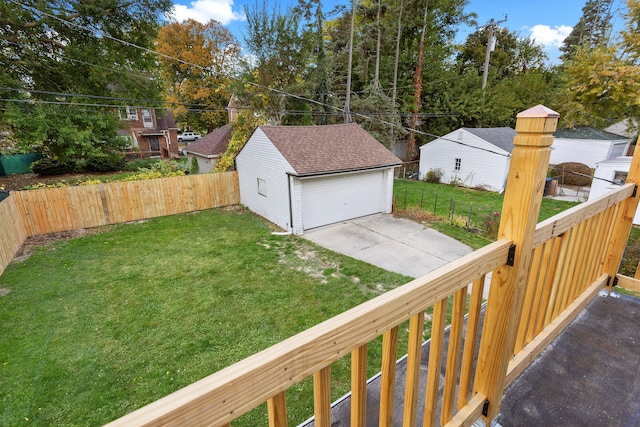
[0, 0, 171, 161]
[242, 1, 313, 124]
[558, 0, 640, 131]
[457, 27, 547, 79]
[559, 0, 613, 62]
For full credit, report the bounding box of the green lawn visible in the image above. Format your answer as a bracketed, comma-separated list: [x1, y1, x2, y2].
[0, 208, 411, 426]
[393, 179, 579, 249]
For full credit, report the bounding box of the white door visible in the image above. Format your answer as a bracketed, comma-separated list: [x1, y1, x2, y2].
[301, 171, 384, 230]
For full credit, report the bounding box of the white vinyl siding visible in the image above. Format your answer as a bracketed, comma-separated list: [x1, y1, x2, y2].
[550, 138, 631, 168]
[298, 171, 386, 230]
[419, 129, 510, 192]
[185, 153, 216, 174]
[589, 157, 639, 224]
[236, 128, 296, 232]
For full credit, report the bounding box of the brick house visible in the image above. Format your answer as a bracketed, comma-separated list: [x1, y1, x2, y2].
[118, 107, 179, 159]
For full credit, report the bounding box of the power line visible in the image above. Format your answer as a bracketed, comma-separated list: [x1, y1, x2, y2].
[7, 0, 512, 157]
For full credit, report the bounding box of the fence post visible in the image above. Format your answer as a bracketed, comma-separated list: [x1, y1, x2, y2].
[473, 105, 559, 421]
[449, 197, 455, 223]
[434, 193, 438, 216]
[602, 137, 640, 285]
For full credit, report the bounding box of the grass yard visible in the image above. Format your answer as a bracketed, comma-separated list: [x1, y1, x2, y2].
[393, 179, 579, 249]
[0, 207, 412, 426]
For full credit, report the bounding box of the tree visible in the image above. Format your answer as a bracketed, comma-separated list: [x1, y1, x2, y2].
[457, 27, 547, 79]
[156, 19, 241, 133]
[560, 0, 613, 62]
[558, 0, 640, 131]
[242, 1, 312, 124]
[0, 0, 171, 161]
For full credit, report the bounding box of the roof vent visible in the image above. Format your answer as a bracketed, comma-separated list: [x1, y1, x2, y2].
[458, 130, 463, 140]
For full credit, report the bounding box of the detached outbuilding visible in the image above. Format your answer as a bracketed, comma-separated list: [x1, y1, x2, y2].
[550, 127, 632, 168]
[182, 124, 232, 173]
[588, 156, 640, 224]
[418, 127, 516, 193]
[236, 124, 401, 235]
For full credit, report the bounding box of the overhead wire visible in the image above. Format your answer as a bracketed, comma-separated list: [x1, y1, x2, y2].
[8, 0, 513, 158]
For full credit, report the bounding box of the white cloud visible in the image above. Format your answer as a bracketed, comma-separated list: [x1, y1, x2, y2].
[170, 0, 244, 25]
[529, 24, 573, 48]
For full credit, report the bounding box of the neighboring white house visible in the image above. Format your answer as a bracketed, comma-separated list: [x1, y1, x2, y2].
[605, 119, 637, 139]
[182, 124, 231, 173]
[418, 127, 516, 193]
[588, 156, 640, 225]
[550, 127, 632, 168]
[235, 123, 402, 235]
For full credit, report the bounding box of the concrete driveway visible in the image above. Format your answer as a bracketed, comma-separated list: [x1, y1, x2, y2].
[302, 214, 472, 279]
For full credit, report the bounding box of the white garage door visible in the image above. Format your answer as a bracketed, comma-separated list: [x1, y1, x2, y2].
[301, 171, 384, 230]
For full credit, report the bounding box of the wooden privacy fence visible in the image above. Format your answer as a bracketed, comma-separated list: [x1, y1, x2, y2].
[105, 107, 640, 427]
[0, 194, 27, 275]
[0, 172, 239, 275]
[13, 171, 239, 236]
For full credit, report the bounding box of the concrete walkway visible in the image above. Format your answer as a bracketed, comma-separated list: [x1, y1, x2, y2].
[302, 214, 473, 279]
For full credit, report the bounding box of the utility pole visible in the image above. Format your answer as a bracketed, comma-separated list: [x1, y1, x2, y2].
[480, 15, 507, 91]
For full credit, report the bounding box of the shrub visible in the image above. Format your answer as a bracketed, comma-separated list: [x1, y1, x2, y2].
[484, 211, 501, 240]
[122, 160, 185, 181]
[31, 158, 75, 175]
[123, 158, 160, 172]
[86, 154, 125, 172]
[553, 162, 592, 186]
[190, 156, 199, 174]
[425, 168, 444, 183]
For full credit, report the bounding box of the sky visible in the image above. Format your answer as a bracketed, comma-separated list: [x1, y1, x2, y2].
[168, 0, 628, 63]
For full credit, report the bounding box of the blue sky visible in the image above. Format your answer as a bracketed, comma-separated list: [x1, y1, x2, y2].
[168, 0, 628, 62]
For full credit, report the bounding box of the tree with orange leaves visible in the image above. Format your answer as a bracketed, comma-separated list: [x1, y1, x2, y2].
[156, 19, 241, 132]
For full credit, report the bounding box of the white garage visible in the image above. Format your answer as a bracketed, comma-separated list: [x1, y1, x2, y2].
[236, 124, 401, 235]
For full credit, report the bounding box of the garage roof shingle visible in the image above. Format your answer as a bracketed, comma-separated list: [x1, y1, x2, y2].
[183, 124, 231, 157]
[259, 123, 402, 175]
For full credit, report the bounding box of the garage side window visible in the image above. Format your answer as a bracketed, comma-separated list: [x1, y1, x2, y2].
[454, 158, 461, 171]
[257, 178, 267, 196]
[613, 171, 628, 185]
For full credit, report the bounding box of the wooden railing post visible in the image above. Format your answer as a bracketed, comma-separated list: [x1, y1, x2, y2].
[603, 137, 640, 284]
[473, 105, 559, 421]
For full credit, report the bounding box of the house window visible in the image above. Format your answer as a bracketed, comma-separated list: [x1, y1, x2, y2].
[257, 178, 267, 196]
[141, 108, 153, 128]
[119, 106, 138, 120]
[613, 171, 628, 185]
[454, 158, 461, 171]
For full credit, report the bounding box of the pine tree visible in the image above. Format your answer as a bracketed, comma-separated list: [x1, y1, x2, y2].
[560, 0, 614, 62]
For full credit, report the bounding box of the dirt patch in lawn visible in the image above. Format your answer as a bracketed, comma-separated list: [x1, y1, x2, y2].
[12, 228, 107, 262]
[0, 172, 127, 192]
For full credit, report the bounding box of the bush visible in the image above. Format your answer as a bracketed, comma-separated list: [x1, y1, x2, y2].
[86, 154, 125, 172]
[31, 158, 75, 175]
[553, 162, 592, 186]
[190, 156, 199, 174]
[425, 168, 443, 183]
[123, 158, 160, 172]
[122, 160, 185, 181]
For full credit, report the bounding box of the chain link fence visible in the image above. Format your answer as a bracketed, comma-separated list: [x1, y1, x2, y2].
[394, 186, 501, 239]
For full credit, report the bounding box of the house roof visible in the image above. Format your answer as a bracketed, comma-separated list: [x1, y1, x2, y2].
[462, 127, 517, 153]
[140, 109, 179, 135]
[554, 126, 631, 141]
[258, 123, 402, 175]
[183, 124, 232, 157]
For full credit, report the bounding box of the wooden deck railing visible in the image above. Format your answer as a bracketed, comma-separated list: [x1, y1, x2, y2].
[103, 108, 639, 426]
[103, 109, 640, 427]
